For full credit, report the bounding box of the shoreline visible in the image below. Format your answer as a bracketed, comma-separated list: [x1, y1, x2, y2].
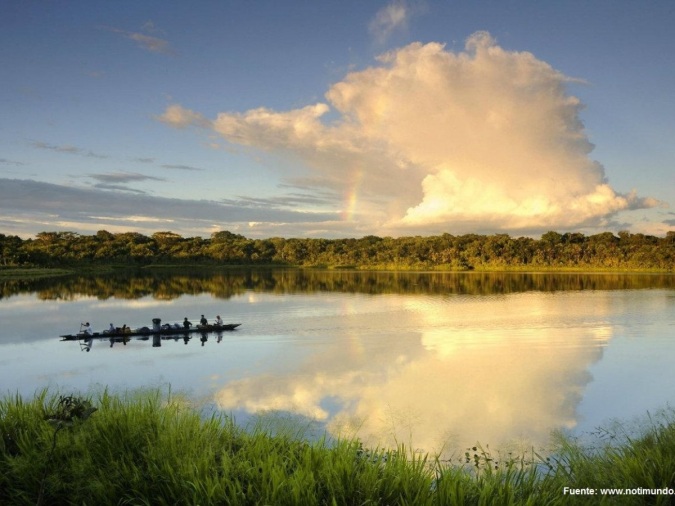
[1, 264, 673, 279]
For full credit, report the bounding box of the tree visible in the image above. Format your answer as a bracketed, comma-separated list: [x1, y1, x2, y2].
[0, 234, 23, 266]
[541, 231, 563, 245]
[211, 231, 246, 243]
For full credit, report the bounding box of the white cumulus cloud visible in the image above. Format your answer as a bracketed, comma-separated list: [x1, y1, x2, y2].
[158, 104, 210, 129]
[369, 0, 410, 44]
[160, 31, 657, 235]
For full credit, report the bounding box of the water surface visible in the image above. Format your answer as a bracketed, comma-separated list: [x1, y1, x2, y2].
[1, 269, 673, 456]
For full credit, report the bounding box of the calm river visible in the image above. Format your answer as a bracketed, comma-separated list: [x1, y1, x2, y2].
[1, 269, 674, 457]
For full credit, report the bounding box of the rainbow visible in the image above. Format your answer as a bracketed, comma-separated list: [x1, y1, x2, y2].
[342, 169, 364, 222]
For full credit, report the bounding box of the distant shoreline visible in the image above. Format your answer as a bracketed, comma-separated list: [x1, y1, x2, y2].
[1, 264, 673, 280]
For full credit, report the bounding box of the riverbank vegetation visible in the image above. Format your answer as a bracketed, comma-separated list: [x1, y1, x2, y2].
[1, 229, 674, 272]
[2, 390, 674, 505]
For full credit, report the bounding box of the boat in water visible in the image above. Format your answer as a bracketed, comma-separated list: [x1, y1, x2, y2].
[60, 318, 241, 341]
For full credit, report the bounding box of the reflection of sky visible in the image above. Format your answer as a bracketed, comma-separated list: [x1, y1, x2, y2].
[215, 292, 621, 455]
[1, 287, 674, 457]
[575, 292, 675, 435]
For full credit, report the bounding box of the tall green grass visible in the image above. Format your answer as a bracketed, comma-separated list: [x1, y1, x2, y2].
[2, 390, 674, 505]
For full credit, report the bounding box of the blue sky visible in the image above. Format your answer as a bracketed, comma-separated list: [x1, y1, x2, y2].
[1, 0, 673, 239]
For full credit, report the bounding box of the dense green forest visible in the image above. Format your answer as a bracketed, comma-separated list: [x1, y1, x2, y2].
[1, 230, 674, 271]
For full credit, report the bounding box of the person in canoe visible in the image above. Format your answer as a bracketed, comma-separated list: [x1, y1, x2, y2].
[82, 322, 93, 336]
[183, 317, 192, 329]
[215, 315, 223, 326]
[200, 314, 208, 326]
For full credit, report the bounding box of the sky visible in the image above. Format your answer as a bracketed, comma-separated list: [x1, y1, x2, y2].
[1, 0, 674, 240]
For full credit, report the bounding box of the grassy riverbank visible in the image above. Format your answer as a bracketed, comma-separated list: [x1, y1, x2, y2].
[1, 264, 673, 281]
[0, 265, 133, 279]
[2, 390, 675, 504]
[0, 267, 76, 279]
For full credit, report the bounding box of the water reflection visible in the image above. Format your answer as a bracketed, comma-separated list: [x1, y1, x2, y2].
[213, 291, 624, 456]
[1, 269, 673, 458]
[64, 331, 231, 351]
[2, 268, 674, 301]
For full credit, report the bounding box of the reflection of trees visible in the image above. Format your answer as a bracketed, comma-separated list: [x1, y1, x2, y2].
[2, 269, 674, 300]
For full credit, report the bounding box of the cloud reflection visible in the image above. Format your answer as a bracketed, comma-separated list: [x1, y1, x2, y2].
[214, 293, 612, 456]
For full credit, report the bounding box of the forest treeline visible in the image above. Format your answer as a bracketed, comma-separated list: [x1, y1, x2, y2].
[1, 229, 674, 271]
